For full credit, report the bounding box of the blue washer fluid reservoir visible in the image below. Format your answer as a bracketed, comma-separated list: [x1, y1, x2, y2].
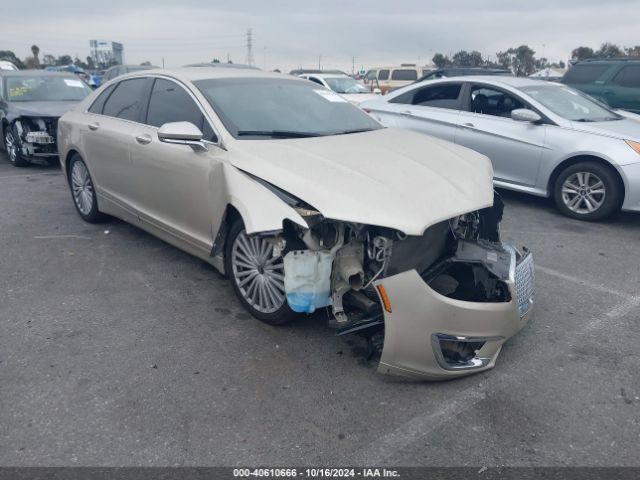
[283, 250, 333, 313]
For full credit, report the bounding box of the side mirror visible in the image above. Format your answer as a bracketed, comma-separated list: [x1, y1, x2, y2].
[511, 108, 542, 123]
[157, 121, 208, 151]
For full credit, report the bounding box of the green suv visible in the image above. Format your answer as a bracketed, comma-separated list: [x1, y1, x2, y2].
[562, 58, 640, 113]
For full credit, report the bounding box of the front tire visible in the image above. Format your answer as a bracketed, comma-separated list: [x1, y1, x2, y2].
[553, 161, 622, 221]
[68, 154, 104, 223]
[224, 220, 296, 325]
[4, 125, 29, 167]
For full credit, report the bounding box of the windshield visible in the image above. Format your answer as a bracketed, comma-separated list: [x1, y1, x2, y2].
[520, 85, 620, 122]
[6, 76, 92, 102]
[324, 77, 369, 94]
[195, 77, 382, 139]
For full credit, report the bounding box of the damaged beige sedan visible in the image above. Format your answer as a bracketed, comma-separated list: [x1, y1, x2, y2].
[57, 68, 535, 380]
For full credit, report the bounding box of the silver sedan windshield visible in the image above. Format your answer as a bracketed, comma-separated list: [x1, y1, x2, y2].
[519, 85, 620, 122]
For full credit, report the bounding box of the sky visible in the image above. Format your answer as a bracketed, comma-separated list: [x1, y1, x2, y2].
[2, 0, 640, 72]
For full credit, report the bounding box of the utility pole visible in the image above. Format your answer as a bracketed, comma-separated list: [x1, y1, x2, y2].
[352, 56, 355, 75]
[245, 28, 255, 67]
[318, 55, 322, 70]
[162, 57, 165, 68]
[263, 46, 266, 70]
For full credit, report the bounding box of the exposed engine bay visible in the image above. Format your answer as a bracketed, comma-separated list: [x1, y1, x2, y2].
[8, 117, 59, 163]
[249, 186, 521, 350]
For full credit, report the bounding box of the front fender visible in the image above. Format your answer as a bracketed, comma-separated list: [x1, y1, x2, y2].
[222, 164, 307, 234]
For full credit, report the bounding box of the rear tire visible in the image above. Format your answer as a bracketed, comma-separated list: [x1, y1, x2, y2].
[68, 154, 104, 223]
[224, 219, 296, 325]
[4, 125, 29, 167]
[553, 161, 622, 221]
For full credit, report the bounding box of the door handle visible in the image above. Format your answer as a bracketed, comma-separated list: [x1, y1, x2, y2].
[462, 122, 475, 128]
[88, 122, 100, 131]
[603, 89, 614, 95]
[135, 134, 152, 145]
[401, 110, 413, 116]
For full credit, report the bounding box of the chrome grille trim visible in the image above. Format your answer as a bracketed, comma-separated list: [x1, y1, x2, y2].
[514, 251, 535, 317]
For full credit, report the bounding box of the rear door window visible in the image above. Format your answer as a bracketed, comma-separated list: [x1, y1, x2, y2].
[378, 69, 390, 81]
[391, 69, 418, 81]
[562, 64, 610, 84]
[102, 78, 149, 122]
[612, 65, 640, 88]
[390, 83, 462, 109]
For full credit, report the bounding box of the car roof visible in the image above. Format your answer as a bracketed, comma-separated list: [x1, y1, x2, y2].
[0, 70, 78, 78]
[117, 67, 301, 83]
[304, 73, 351, 79]
[576, 57, 640, 63]
[424, 75, 557, 89]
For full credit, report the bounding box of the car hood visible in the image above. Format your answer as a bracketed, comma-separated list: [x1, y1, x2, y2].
[340, 93, 381, 105]
[570, 117, 640, 142]
[229, 128, 494, 236]
[8, 101, 81, 118]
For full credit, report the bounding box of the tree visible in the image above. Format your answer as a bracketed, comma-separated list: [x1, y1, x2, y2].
[596, 42, 623, 58]
[24, 56, 38, 69]
[140, 61, 152, 66]
[56, 55, 73, 66]
[468, 50, 484, 67]
[625, 45, 640, 57]
[432, 53, 448, 68]
[86, 56, 95, 70]
[0, 50, 25, 69]
[42, 54, 56, 66]
[571, 46, 594, 61]
[30, 44, 40, 67]
[212, 58, 221, 63]
[496, 45, 536, 76]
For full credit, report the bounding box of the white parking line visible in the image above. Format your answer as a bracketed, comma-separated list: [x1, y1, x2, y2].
[0, 172, 61, 180]
[352, 388, 487, 464]
[536, 265, 628, 298]
[33, 235, 92, 240]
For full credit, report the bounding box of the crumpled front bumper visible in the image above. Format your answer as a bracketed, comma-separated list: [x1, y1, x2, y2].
[375, 249, 534, 380]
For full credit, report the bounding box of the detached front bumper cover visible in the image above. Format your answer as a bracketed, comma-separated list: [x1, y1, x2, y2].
[377, 247, 534, 380]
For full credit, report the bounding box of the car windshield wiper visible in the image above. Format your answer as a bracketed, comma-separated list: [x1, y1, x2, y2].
[236, 130, 323, 138]
[332, 128, 375, 136]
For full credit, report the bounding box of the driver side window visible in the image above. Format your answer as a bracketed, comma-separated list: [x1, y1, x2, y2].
[469, 85, 524, 118]
[145, 78, 217, 142]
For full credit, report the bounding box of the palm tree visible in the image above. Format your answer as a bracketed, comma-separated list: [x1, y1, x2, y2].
[31, 45, 40, 67]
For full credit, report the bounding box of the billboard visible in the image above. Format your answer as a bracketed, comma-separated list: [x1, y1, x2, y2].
[90, 40, 124, 68]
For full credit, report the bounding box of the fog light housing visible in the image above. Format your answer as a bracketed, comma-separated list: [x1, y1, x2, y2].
[431, 333, 503, 371]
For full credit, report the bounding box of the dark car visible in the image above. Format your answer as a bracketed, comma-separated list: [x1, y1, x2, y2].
[0, 71, 92, 166]
[561, 58, 640, 113]
[103, 64, 158, 82]
[417, 67, 513, 82]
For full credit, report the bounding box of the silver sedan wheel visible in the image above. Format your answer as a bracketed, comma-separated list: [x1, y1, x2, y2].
[5, 130, 17, 163]
[561, 171, 606, 215]
[71, 161, 94, 215]
[231, 230, 286, 314]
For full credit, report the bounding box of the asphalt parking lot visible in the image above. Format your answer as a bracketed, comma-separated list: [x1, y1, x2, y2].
[0, 153, 639, 467]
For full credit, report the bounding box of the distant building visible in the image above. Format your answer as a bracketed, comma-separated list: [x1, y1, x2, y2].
[90, 40, 124, 68]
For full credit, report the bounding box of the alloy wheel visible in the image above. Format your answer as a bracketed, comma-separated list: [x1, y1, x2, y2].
[231, 230, 286, 314]
[5, 130, 17, 163]
[71, 160, 94, 215]
[561, 171, 606, 215]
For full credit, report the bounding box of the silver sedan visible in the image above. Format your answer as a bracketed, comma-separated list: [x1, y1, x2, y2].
[361, 76, 640, 220]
